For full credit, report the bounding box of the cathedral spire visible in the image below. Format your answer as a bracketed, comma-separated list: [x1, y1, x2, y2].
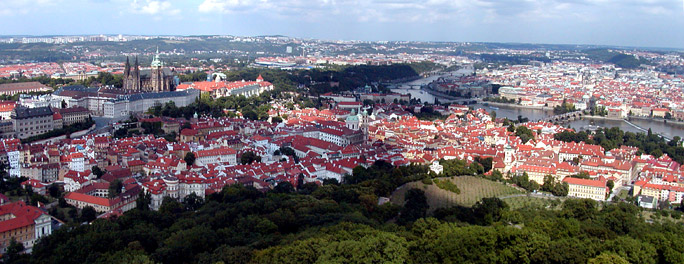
[124, 57, 130, 76]
[151, 48, 162, 68]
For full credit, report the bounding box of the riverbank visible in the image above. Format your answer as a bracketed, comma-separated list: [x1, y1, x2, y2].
[394, 75, 684, 138]
[423, 86, 462, 101]
[582, 115, 624, 121]
[629, 116, 684, 128]
[482, 101, 555, 111]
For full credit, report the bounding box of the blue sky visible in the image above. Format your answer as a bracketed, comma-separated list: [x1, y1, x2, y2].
[1, 0, 683, 48]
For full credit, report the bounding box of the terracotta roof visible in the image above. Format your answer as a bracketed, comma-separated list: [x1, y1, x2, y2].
[0, 201, 46, 233]
[195, 147, 237, 158]
[563, 177, 606, 188]
[64, 192, 115, 207]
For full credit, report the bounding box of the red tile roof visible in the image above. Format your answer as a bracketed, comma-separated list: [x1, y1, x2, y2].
[563, 177, 606, 188]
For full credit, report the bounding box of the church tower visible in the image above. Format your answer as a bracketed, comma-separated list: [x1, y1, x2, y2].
[123, 56, 140, 91]
[133, 56, 140, 91]
[361, 108, 369, 144]
[124, 57, 130, 76]
[150, 48, 164, 92]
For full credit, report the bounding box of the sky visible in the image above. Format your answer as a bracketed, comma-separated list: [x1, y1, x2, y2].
[0, 0, 683, 49]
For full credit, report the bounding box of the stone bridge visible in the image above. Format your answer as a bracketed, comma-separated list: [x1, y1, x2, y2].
[543, 111, 584, 123]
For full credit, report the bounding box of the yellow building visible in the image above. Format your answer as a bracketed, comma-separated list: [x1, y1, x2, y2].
[563, 177, 607, 201]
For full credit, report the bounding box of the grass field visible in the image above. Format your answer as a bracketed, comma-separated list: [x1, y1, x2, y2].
[502, 196, 564, 210]
[641, 210, 684, 224]
[617, 189, 629, 199]
[391, 176, 524, 210]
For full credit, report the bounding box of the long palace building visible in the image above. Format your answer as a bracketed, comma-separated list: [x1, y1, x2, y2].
[175, 75, 273, 98]
[122, 51, 175, 92]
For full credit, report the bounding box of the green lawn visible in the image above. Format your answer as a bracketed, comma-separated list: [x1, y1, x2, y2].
[391, 176, 524, 211]
[617, 189, 629, 199]
[642, 210, 684, 224]
[502, 196, 564, 210]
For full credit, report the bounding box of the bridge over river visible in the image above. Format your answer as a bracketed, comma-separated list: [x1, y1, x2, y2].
[542, 111, 584, 123]
[542, 111, 673, 141]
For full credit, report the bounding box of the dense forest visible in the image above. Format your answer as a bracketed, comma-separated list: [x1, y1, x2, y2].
[10, 159, 684, 264]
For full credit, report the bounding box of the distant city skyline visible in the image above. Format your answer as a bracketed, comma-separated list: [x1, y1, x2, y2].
[1, 0, 683, 49]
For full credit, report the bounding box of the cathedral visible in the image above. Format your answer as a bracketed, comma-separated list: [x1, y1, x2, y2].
[122, 51, 175, 92]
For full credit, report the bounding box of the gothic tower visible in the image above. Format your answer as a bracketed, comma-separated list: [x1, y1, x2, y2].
[123, 56, 140, 91]
[124, 57, 130, 76]
[150, 48, 165, 92]
[361, 108, 369, 144]
[133, 56, 140, 91]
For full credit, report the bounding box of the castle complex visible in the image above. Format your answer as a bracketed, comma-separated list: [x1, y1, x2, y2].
[122, 50, 174, 92]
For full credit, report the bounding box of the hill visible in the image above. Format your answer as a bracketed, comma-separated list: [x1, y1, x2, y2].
[582, 48, 649, 68]
[391, 176, 523, 210]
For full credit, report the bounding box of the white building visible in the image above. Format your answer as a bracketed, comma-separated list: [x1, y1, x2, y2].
[194, 147, 237, 166]
[430, 161, 444, 175]
[7, 150, 20, 177]
[103, 89, 200, 120]
[67, 152, 85, 172]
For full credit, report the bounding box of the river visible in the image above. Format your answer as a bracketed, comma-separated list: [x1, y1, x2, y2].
[391, 73, 684, 139]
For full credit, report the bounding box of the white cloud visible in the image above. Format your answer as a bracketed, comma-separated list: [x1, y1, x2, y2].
[197, 0, 479, 22]
[0, 0, 60, 16]
[132, 0, 180, 16]
[197, 0, 680, 24]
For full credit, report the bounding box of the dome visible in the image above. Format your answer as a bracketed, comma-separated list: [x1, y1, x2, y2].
[346, 109, 359, 122]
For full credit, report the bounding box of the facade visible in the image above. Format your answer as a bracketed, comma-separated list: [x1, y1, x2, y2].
[64, 184, 140, 213]
[54, 106, 90, 126]
[563, 177, 607, 201]
[11, 106, 54, 139]
[67, 153, 85, 172]
[176, 75, 274, 99]
[52, 85, 122, 116]
[0, 101, 16, 120]
[0, 82, 51, 96]
[103, 89, 200, 119]
[122, 54, 174, 92]
[0, 201, 52, 253]
[0, 122, 13, 139]
[141, 175, 203, 210]
[194, 147, 237, 166]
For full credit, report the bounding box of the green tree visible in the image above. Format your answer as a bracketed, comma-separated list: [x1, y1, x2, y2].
[183, 192, 204, 211]
[136, 191, 151, 211]
[92, 166, 105, 178]
[80, 206, 97, 222]
[108, 179, 123, 198]
[607, 180, 615, 192]
[48, 183, 62, 198]
[4, 238, 25, 263]
[398, 188, 429, 224]
[242, 109, 258, 120]
[159, 196, 184, 215]
[184, 152, 196, 167]
[472, 197, 508, 225]
[273, 182, 295, 194]
[515, 125, 535, 143]
[588, 252, 629, 264]
[240, 151, 262, 165]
